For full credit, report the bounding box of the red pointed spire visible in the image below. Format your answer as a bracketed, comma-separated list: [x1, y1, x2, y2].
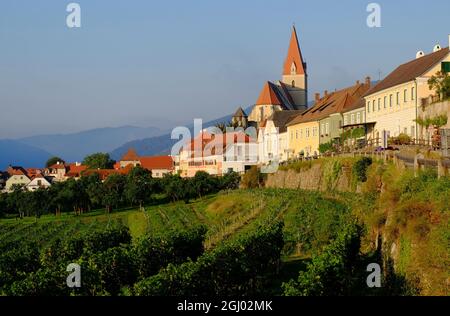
[283, 26, 305, 76]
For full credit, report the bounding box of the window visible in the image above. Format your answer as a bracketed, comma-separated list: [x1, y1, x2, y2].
[411, 87, 415, 100]
[321, 123, 325, 134]
[377, 98, 381, 110]
[351, 114, 355, 124]
[372, 100, 375, 112]
[389, 94, 393, 107]
[260, 107, 264, 120]
[384, 96, 387, 109]
[344, 116, 348, 126]
[306, 128, 310, 138]
[325, 123, 329, 134]
[404, 89, 407, 103]
[357, 113, 361, 124]
[300, 129, 303, 138]
[292, 80, 295, 87]
[296, 130, 298, 139]
[367, 101, 371, 113]
[396, 92, 400, 105]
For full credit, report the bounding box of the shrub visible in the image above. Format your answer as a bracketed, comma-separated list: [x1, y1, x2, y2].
[352, 157, 373, 182]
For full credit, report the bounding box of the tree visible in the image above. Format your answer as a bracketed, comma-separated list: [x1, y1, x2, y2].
[80, 173, 103, 211]
[102, 173, 126, 212]
[428, 71, 450, 100]
[124, 166, 152, 208]
[241, 166, 264, 189]
[82, 153, 115, 169]
[45, 157, 65, 168]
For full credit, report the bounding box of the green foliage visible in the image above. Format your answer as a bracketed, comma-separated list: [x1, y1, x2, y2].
[241, 166, 265, 188]
[282, 223, 362, 296]
[82, 152, 115, 169]
[428, 71, 450, 100]
[133, 225, 207, 279]
[415, 114, 448, 128]
[133, 220, 284, 296]
[352, 157, 373, 182]
[389, 133, 411, 145]
[319, 139, 338, 154]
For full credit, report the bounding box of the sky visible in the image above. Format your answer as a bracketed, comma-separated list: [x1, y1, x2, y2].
[0, 0, 449, 138]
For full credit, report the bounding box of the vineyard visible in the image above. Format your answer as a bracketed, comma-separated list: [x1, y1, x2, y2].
[0, 188, 364, 295]
[1, 164, 448, 296]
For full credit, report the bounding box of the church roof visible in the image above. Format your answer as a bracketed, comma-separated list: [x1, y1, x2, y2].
[255, 81, 298, 110]
[233, 107, 247, 118]
[121, 148, 139, 161]
[256, 82, 282, 106]
[283, 26, 306, 76]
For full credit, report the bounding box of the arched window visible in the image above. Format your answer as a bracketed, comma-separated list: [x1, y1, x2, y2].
[291, 80, 295, 87]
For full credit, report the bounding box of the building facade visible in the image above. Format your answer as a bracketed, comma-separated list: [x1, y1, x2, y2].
[365, 42, 450, 145]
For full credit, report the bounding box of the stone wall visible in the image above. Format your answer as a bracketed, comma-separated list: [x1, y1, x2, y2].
[265, 162, 356, 192]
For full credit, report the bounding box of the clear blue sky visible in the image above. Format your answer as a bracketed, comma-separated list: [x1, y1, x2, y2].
[0, 0, 449, 138]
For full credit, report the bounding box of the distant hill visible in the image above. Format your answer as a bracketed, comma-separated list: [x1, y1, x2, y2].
[18, 126, 163, 162]
[110, 107, 253, 160]
[0, 140, 53, 170]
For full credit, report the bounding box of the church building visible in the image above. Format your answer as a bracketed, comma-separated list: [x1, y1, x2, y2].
[247, 26, 308, 127]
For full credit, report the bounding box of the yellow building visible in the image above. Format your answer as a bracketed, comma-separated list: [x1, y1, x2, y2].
[287, 80, 370, 158]
[365, 40, 450, 145]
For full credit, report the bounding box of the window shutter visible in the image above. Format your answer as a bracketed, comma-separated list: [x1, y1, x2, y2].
[442, 62, 450, 73]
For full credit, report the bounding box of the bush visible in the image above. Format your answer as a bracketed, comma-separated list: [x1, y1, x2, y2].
[282, 223, 362, 296]
[133, 220, 284, 296]
[241, 166, 265, 189]
[352, 157, 373, 182]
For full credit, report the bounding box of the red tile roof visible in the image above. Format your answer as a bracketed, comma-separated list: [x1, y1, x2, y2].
[121, 148, 139, 161]
[283, 26, 306, 76]
[287, 81, 371, 126]
[7, 166, 28, 176]
[139, 156, 174, 171]
[182, 131, 254, 157]
[48, 163, 66, 170]
[256, 82, 282, 105]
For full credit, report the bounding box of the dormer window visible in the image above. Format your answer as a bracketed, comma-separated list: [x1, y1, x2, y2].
[290, 62, 296, 75]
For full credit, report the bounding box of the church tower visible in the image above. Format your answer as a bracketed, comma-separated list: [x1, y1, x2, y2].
[281, 25, 307, 109]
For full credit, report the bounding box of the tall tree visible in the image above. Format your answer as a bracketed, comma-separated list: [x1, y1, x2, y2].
[82, 153, 115, 169]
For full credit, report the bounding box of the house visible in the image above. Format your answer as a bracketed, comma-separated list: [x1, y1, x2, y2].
[258, 110, 304, 164]
[178, 131, 257, 177]
[44, 161, 67, 182]
[247, 26, 308, 126]
[65, 163, 88, 179]
[26, 174, 52, 191]
[286, 79, 371, 157]
[4, 166, 31, 192]
[364, 37, 450, 146]
[117, 149, 174, 178]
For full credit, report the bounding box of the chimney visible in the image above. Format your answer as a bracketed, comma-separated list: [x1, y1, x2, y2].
[315, 93, 320, 102]
[365, 76, 371, 87]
